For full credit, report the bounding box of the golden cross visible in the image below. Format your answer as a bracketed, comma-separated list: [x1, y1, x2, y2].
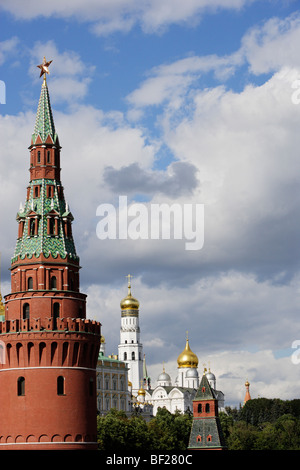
[126, 274, 133, 287]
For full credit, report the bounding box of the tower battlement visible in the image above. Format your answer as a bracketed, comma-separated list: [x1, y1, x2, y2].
[0, 317, 100, 335]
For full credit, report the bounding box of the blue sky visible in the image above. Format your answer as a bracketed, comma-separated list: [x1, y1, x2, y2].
[1, 0, 300, 406]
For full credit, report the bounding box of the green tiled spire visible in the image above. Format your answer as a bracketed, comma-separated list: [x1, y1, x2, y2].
[13, 179, 78, 262]
[31, 79, 58, 145]
[12, 78, 78, 264]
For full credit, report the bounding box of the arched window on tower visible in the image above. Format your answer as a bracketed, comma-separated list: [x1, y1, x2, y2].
[27, 277, 33, 290]
[205, 403, 210, 413]
[131, 352, 135, 360]
[23, 303, 30, 320]
[51, 276, 57, 290]
[47, 150, 51, 164]
[37, 151, 41, 164]
[124, 352, 127, 361]
[197, 403, 202, 413]
[17, 377, 25, 396]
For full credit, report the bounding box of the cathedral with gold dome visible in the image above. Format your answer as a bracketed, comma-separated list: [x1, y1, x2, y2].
[96, 276, 225, 417]
[144, 335, 225, 416]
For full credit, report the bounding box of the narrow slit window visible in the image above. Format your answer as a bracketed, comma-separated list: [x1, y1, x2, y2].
[57, 376, 65, 395]
[23, 303, 30, 320]
[89, 378, 94, 396]
[17, 377, 25, 396]
[51, 276, 57, 290]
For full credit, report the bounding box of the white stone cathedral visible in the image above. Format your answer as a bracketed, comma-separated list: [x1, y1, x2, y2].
[117, 277, 225, 416]
[144, 338, 225, 416]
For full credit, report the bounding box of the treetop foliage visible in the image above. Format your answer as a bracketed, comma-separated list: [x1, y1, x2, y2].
[97, 399, 300, 451]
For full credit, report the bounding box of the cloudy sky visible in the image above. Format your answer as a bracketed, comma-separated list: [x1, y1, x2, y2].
[1, 0, 300, 407]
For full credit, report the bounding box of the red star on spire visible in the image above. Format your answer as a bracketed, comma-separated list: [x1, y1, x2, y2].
[37, 56, 53, 78]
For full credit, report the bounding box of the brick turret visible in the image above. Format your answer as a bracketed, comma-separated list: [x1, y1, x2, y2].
[0, 64, 101, 450]
[188, 372, 227, 450]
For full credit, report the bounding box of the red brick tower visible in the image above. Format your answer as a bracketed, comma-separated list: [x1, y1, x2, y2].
[0, 58, 101, 450]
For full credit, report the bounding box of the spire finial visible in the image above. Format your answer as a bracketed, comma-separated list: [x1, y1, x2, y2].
[37, 56, 53, 82]
[126, 274, 133, 294]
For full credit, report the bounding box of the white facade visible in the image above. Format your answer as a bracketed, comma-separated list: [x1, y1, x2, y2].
[96, 350, 131, 415]
[146, 386, 195, 415]
[118, 312, 143, 394]
[144, 366, 225, 416]
[175, 366, 199, 389]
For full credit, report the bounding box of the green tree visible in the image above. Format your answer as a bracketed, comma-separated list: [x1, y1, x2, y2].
[226, 421, 258, 450]
[172, 410, 193, 449]
[97, 409, 129, 450]
[219, 411, 234, 440]
[148, 408, 177, 449]
[239, 398, 290, 426]
[274, 414, 300, 450]
[125, 415, 152, 449]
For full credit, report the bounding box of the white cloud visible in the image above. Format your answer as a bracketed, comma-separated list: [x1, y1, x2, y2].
[0, 0, 256, 35]
[126, 12, 300, 111]
[241, 12, 300, 74]
[28, 40, 95, 104]
[0, 37, 19, 65]
[126, 54, 241, 109]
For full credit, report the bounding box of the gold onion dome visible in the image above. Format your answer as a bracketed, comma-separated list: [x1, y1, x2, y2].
[138, 380, 146, 396]
[177, 337, 198, 369]
[120, 275, 139, 310]
[100, 335, 105, 343]
[138, 386, 146, 396]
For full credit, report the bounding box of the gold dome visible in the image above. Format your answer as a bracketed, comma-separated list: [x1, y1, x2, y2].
[138, 380, 146, 395]
[177, 338, 198, 368]
[138, 387, 146, 396]
[100, 335, 105, 343]
[120, 274, 139, 310]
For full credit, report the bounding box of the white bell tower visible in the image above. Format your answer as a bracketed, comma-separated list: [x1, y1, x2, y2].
[118, 275, 143, 396]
